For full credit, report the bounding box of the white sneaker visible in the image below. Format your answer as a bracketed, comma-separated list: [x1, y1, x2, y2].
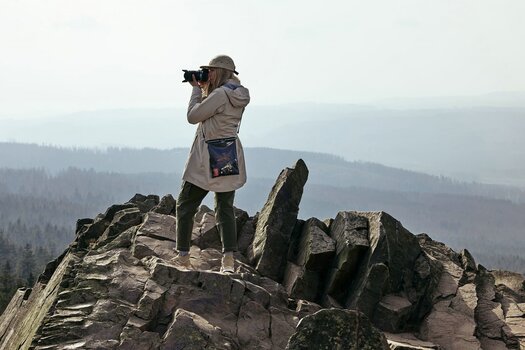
[171, 253, 191, 269]
[220, 254, 235, 273]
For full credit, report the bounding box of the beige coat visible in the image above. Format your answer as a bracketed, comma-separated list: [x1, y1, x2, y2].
[182, 79, 250, 192]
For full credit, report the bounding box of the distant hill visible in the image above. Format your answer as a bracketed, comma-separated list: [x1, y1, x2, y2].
[1, 143, 525, 275]
[2, 142, 524, 203]
[1, 104, 524, 186]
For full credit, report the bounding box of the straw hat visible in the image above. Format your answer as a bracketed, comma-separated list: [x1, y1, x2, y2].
[200, 55, 239, 74]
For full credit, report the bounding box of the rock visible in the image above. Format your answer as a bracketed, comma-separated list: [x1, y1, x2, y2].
[137, 212, 177, 242]
[282, 263, 319, 301]
[324, 211, 370, 303]
[76, 217, 93, 234]
[37, 248, 68, 284]
[234, 207, 250, 237]
[103, 203, 139, 223]
[237, 217, 256, 256]
[450, 283, 477, 319]
[475, 267, 514, 346]
[295, 217, 335, 271]
[192, 206, 251, 252]
[152, 194, 177, 215]
[282, 218, 334, 302]
[98, 207, 142, 245]
[161, 309, 235, 350]
[128, 193, 160, 213]
[418, 236, 481, 350]
[250, 159, 309, 281]
[459, 249, 477, 273]
[76, 219, 110, 250]
[491, 270, 525, 293]
[373, 294, 413, 333]
[190, 206, 217, 246]
[340, 212, 425, 331]
[286, 308, 389, 350]
[419, 299, 480, 350]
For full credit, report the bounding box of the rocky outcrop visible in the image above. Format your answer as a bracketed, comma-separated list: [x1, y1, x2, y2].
[249, 159, 309, 282]
[0, 159, 523, 350]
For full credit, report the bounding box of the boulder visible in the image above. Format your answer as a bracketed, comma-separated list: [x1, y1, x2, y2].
[283, 262, 319, 301]
[373, 294, 413, 333]
[249, 159, 309, 281]
[341, 212, 426, 330]
[98, 207, 143, 245]
[286, 308, 389, 350]
[160, 309, 236, 350]
[323, 211, 370, 303]
[295, 217, 335, 271]
[192, 206, 250, 252]
[475, 266, 515, 347]
[152, 194, 177, 216]
[128, 193, 160, 213]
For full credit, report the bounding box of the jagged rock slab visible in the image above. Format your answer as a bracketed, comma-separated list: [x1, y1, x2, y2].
[324, 211, 370, 303]
[151, 194, 176, 215]
[321, 216, 441, 334]
[250, 159, 309, 282]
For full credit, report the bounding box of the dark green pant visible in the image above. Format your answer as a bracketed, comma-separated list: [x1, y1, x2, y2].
[176, 181, 237, 253]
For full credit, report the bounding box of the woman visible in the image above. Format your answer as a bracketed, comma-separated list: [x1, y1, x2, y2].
[173, 55, 250, 273]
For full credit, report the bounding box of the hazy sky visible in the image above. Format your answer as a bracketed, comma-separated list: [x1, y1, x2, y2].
[1, 0, 525, 117]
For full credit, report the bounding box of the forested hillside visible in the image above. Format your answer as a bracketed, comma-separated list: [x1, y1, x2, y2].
[2, 142, 524, 202]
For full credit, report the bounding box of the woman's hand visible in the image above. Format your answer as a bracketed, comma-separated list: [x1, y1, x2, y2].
[189, 75, 199, 87]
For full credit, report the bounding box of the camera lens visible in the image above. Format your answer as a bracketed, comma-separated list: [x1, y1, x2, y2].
[182, 69, 209, 83]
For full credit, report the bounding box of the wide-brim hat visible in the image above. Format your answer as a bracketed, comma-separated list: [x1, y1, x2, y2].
[200, 55, 239, 74]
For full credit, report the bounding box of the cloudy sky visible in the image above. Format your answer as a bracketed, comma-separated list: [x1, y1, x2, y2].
[1, 0, 524, 117]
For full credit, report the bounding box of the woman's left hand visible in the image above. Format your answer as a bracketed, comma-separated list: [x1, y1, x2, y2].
[189, 75, 200, 87]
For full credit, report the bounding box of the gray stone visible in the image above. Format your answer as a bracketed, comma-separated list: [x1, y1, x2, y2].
[282, 262, 319, 301]
[295, 217, 335, 271]
[324, 211, 370, 303]
[475, 267, 509, 343]
[152, 194, 176, 215]
[137, 212, 177, 242]
[286, 308, 389, 350]
[373, 294, 413, 333]
[192, 212, 221, 251]
[419, 300, 480, 350]
[237, 217, 255, 256]
[250, 159, 309, 281]
[99, 207, 143, 244]
[128, 193, 160, 213]
[459, 248, 477, 272]
[161, 309, 236, 350]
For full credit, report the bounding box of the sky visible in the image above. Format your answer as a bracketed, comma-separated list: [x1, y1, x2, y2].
[1, 0, 525, 118]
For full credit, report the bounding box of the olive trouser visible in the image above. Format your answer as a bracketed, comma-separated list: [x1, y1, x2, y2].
[176, 181, 237, 253]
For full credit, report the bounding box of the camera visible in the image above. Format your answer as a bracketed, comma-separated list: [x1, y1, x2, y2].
[182, 69, 209, 83]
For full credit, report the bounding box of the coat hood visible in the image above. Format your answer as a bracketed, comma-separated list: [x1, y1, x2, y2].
[222, 80, 250, 108]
